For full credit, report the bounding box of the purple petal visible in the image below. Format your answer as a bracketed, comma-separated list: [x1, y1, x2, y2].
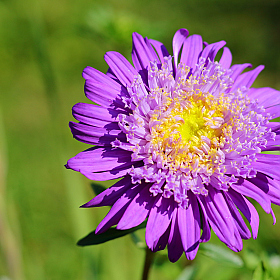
[152, 226, 170, 252]
[223, 193, 251, 239]
[80, 160, 143, 181]
[84, 79, 126, 108]
[145, 37, 161, 61]
[131, 32, 160, 72]
[81, 168, 130, 181]
[146, 196, 174, 251]
[231, 178, 271, 213]
[66, 147, 132, 173]
[172, 28, 189, 67]
[198, 200, 211, 243]
[95, 183, 145, 234]
[271, 208, 276, 225]
[256, 153, 280, 164]
[167, 206, 184, 262]
[266, 134, 280, 151]
[199, 186, 242, 252]
[180, 34, 203, 70]
[248, 87, 280, 118]
[81, 175, 132, 207]
[69, 121, 126, 145]
[229, 63, 252, 81]
[72, 103, 117, 128]
[83, 66, 124, 90]
[228, 189, 259, 239]
[231, 65, 264, 92]
[149, 39, 170, 64]
[253, 155, 280, 181]
[265, 122, 280, 132]
[178, 194, 201, 260]
[200, 41, 226, 62]
[263, 146, 280, 152]
[253, 162, 280, 181]
[265, 104, 280, 119]
[219, 47, 232, 69]
[104, 51, 138, 87]
[249, 173, 280, 206]
[117, 184, 155, 230]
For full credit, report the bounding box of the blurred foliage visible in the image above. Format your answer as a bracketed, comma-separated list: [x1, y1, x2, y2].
[0, 0, 280, 279]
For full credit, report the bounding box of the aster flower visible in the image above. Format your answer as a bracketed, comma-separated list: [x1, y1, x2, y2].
[66, 28, 280, 262]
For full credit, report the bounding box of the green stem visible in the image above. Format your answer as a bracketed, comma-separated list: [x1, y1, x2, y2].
[142, 247, 155, 280]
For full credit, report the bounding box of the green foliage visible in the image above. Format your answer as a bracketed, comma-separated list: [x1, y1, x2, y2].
[90, 182, 107, 196]
[77, 221, 147, 246]
[199, 243, 244, 268]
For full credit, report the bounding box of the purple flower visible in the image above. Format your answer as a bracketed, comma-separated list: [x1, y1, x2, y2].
[66, 28, 280, 262]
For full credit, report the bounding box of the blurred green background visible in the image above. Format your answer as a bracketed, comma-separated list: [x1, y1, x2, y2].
[1, 0, 280, 279]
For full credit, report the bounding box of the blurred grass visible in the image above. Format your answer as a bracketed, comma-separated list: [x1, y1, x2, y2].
[0, 0, 280, 279]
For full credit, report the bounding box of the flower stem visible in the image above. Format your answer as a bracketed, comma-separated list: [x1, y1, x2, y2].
[142, 247, 155, 280]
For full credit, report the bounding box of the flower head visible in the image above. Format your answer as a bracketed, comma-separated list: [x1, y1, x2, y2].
[66, 29, 280, 261]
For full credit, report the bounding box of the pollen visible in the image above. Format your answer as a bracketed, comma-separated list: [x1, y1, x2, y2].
[149, 91, 236, 177]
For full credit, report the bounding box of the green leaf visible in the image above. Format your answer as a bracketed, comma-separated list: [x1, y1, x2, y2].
[243, 248, 261, 270]
[199, 243, 244, 268]
[77, 221, 147, 246]
[252, 262, 264, 280]
[176, 266, 196, 280]
[90, 182, 107, 195]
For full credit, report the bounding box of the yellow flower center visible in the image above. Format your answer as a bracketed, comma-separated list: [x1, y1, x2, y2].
[149, 91, 234, 176]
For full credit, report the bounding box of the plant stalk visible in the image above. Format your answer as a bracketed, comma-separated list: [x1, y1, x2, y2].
[142, 247, 155, 280]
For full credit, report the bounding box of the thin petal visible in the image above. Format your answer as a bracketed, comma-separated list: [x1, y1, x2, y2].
[104, 51, 138, 87]
[83, 66, 123, 90]
[167, 206, 184, 262]
[256, 153, 280, 163]
[172, 28, 189, 67]
[271, 208, 276, 225]
[265, 122, 280, 132]
[180, 34, 203, 70]
[219, 47, 232, 69]
[249, 173, 280, 206]
[95, 183, 145, 234]
[253, 155, 280, 181]
[69, 121, 126, 145]
[200, 41, 226, 62]
[231, 65, 264, 91]
[132, 32, 159, 72]
[231, 178, 271, 213]
[80, 160, 144, 181]
[178, 194, 201, 260]
[149, 39, 170, 64]
[199, 187, 242, 252]
[198, 200, 211, 243]
[229, 63, 252, 81]
[81, 175, 132, 207]
[265, 104, 280, 119]
[146, 196, 174, 251]
[223, 193, 251, 239]
[84, 79, 126, 108]
[72, 103, 117, 128]
[66, 147, 132, 173]
[228, 189, 259, 239]
[81, 168, 130, 181]
[72, 103, 128, 128]
[248, 87, 280, 118]
[265, 134, 280, 151]
[153, 226, 170, 252]
[117, 184, 155, 230]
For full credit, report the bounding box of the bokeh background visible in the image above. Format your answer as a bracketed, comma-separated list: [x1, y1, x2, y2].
[1, 0, 280, 279]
